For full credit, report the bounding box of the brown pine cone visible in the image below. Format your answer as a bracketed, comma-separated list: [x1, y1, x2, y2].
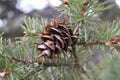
[37, 19, 77, 60]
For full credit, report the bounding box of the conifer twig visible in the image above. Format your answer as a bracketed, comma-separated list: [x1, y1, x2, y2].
[0, 54, 84, 68]
[78, 41, 105, 46]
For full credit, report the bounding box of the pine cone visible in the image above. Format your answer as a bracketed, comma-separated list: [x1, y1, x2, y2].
[37, 19, 77, 60]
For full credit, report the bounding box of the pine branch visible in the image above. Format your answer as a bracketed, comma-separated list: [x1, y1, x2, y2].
[1, 54, 84, 67]
[78, 41, 105, 46]
[0, 53, 85, 68]
[40, 62, 82, 67]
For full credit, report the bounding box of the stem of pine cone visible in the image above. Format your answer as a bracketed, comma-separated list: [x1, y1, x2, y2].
[71, 45, 86, 73]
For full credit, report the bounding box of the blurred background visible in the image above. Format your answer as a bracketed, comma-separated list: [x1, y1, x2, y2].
[0, 0, 120, 39]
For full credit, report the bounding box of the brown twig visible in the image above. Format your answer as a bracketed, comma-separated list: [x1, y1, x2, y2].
[11, 56, 83, 68]
[0, 54, 84, 67]
[0, 54, 33, 64]
[78, 41, 105, 46]
[11, 57, 33, 64]
[39, 62, 81, 67]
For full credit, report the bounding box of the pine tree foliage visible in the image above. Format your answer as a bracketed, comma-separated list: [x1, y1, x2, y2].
[0, 0, 120, 80]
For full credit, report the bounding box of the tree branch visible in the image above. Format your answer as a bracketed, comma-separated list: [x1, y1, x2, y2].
[0, 54, 84, 67]
[78, 41, 105, 46]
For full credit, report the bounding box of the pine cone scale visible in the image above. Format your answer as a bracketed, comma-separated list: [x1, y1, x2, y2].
[55, 40, 62, 54]
[38, 44, 48, 50]
[49, 28, 62, 35]
[64, 37, 72, 46]
[40, 35, 54, 41]
[40, 49, 51, 57]
[54, 34, 64, 48]
[44, 40, 55, 50]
